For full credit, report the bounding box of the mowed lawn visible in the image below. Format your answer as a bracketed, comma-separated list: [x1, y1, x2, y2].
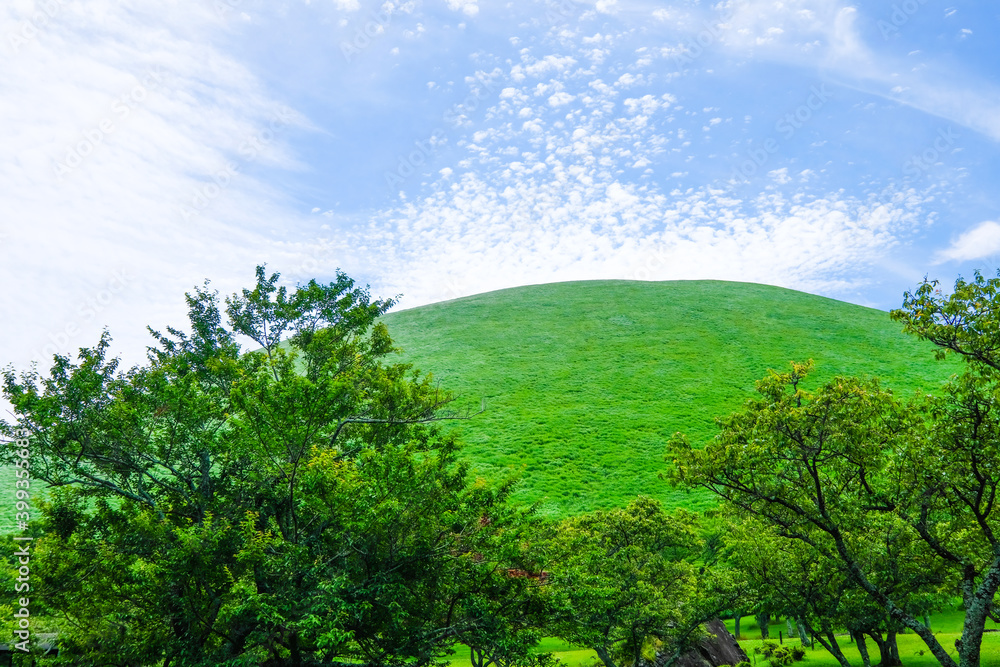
[447, 638, 599, 667]
[381, 279, 960, 517]
[727, 611, 1000, 667]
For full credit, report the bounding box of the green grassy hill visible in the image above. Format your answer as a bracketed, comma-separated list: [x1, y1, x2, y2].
[380, 280, 961, 518]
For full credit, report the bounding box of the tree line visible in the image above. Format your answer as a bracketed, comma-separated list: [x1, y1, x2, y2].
[2, 267, 999, 667]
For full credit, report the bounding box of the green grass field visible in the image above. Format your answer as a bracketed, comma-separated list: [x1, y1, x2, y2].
[380, 279, 961, 517]
[0, 280, 962, 526]
[1, 280, 960, 527]
[727, 610, 1000, 667]
[447, 638, 599, 667]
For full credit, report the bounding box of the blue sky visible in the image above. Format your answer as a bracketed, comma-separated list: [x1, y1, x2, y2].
[2, 0, 999, 379]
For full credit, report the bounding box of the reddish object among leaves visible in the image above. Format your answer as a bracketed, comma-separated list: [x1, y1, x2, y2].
[505, 568, 549, 583]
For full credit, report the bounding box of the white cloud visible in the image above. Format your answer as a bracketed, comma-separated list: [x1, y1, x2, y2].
[362, 170, 922, 306]
[704, 0, 1000, 143]
[717, 0, 852, 54]
[616, 73, 642, 88]
[522, 54, 578, 78]
[769, 168, 791, 184]
[624, 94, 665, 115]
[596, 0, 618, 14]
[350, 41, 925, 306]
[548, 91, 576, 106]
[935, 221, 1000, 263]
[446, 0, 479, 16]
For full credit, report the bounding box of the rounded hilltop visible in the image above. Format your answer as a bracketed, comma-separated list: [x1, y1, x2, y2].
[381, 280, 959, 517]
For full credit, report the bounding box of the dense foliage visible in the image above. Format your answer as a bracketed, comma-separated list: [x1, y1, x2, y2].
[541, 497, 707, 667]
[1, 268, 544, 666]
[1, 269, 735, 667]
[7, 268, 1000, 667]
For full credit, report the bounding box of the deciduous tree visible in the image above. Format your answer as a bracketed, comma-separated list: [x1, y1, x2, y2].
[667, 361, 968, 666]
[541, 497, 724, 667]
[2, 267, 537, 667]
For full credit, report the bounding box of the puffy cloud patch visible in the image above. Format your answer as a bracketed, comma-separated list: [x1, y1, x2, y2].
[935, 221, 1000, 263]
[548, 91, 576, 106]
[446, 0, 479, 16]
[362, 170, 923, 306]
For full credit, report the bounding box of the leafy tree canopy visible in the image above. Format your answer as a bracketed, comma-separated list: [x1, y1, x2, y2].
[1, 267, 538, 667]
[540, 496, 734, 667]
[668, 345, 1000, 667]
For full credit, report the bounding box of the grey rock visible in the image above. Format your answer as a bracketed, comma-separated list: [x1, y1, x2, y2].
[645, 619, 748, 667]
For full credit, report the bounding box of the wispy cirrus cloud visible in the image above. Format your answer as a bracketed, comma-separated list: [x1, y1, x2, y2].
[0, 0, 327, 374]
[698, 0, 1000, 142]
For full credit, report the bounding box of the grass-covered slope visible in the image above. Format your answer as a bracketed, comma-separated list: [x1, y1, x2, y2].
[380, 280, 960, 517]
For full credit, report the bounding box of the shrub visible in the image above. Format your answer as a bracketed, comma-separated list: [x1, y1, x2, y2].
[790, 646, 806, 661]
[755, 641, 780, 658]
[770, 646, 794, 666]
[735, 661, 752, 667]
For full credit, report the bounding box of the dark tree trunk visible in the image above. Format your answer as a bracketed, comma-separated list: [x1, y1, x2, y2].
[660, 619, 748, 667]
[472, 645, 503, 667]
[855, 632, 872, 667]
[803, 620, 851, 667]
[868, 631, 886, 665]
[595, 645, 619, 667]
[290, 630, 302, 667]
[879, 628, 901, 667]
[796, 619, 811, 647]
[957, 561, 1000, 667]
[757, 612, 770, 640]
[888, 629, 901, 667]
[734, 613, 741, 639]
[867, 629, 902, 667]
